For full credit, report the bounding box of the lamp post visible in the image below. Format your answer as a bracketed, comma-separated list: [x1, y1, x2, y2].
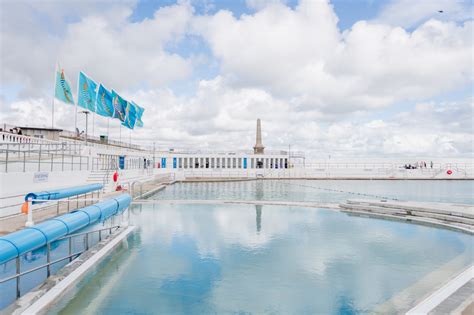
[79, 111, 90, 145]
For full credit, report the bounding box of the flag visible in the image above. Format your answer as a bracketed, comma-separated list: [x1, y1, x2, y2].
[111, 90, 126, 122]
[132, 101, 144, 127]
[96, 84, 114, 117]
[122, 101, 137, 129]
[54, 68, 75, 105]
[77, 72, 98, 111]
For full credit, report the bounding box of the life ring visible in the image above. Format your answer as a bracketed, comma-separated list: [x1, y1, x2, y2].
[447, 170, 453, 175]
[113, 171, 119, 182]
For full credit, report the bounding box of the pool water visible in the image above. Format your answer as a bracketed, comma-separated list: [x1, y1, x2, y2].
[50, 202, 473, 314]
[152, 180, 474, 204]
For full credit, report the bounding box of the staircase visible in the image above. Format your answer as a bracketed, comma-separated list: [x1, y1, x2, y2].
[340, 199, 474, 233]
[86, 169, 111, 192]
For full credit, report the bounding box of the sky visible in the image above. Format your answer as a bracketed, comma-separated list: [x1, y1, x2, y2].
[0, 0, 472, 157]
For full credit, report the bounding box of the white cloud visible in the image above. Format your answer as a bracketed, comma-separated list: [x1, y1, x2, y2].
[0, 0, 473, 157]
[0, 1, 194, 97]
[246, 0, 289, 10]
[375, 0, 472, 28]
[194, 0, 472, 111]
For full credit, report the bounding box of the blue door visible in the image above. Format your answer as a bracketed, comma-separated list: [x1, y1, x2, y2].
[173, 157, 177, 169]
[161, 158, 167, 168]
[243, 158, 247, 169]
[119, 156, 125, 169]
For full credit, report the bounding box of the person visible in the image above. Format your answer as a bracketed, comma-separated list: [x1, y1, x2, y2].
[424, 161, 427, 168]
[430, 161, 433, 168]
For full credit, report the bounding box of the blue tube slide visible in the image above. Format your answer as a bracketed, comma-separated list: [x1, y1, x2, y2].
[25, 183, 104, 204]
[0, 193, 131, 265]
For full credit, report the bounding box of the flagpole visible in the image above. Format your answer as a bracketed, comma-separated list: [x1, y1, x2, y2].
[74, 73, 79, 137]
[119, 124, 122, 143]
[129, 129, 131, 148]
[52, 63, 57, 129]
[92, 112, 95, 137]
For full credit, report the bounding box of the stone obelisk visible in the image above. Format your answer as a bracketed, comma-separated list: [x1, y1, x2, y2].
[253, 118, 265, 154]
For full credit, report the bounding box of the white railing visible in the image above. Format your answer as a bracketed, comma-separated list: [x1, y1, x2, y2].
[0, 131, 58, 145]
[0, 143, 88, 173]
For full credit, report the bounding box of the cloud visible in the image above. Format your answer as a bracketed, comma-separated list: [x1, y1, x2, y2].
[0, 0, 194, 98]
[194, 0, 472, 112]
[0, 0, 472, 157]
[245, 0, 289, 10]
[375, 0, 472, 28]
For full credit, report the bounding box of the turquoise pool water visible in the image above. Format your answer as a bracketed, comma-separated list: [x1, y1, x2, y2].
[50, 202, 473, 314]
[152, 180, 474, 204]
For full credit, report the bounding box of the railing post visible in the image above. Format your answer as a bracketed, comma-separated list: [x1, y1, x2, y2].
[38, 144, 42, 171]
[23, 151, 26, 172]
[57, 200, 60, 215]
[99, 230, 102, 242]
[67, 197, 70, 212]
[85, 233, 89, 251]
[46, 243, 51, 277]
[16, 256, 20, 298]
[68, 237, 72, 262]
[5, 143, 8, 172]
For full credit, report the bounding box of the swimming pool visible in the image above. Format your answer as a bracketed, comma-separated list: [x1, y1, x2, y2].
[49, 199, 473, 314]
[152, 180, 474, 204]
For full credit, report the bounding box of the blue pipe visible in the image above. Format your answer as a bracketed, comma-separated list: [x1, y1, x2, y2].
[25, 184, 104, 204]
[0, 193, 131, 265]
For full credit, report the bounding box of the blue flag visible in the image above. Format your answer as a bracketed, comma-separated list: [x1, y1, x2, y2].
[54, 68, 75, 105]
[77, 72, 97, 111]
[96, 84, 114, 117]
[122, 101, 137, 129]
[132, 101, 144, 127]
[112, 90, 126, 122]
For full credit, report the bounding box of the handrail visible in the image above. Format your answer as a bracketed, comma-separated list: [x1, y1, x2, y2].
[0, 225, 121, 301]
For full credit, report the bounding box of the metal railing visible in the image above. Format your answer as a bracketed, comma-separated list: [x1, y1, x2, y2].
[60, 130, 144, 151]
[0, 143, 88, 173]
[129, 173, 175, 198]
[0, 225, 121, 300]
[0, 191, 102, 219]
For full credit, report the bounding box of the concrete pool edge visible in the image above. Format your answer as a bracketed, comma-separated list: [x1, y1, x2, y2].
[11, 226, 135, 315]
[406, 265, 474, 314]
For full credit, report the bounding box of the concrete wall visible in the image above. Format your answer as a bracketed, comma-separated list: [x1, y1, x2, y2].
[0, 170, 90, 217]
[178, 166, 473, 180]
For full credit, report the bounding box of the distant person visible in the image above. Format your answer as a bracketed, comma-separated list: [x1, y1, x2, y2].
[424, 161, 426, 168]
[430, 161, 433, 168]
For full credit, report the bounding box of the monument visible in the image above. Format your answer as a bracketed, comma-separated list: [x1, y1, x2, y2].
[253, 118, 265, 154]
